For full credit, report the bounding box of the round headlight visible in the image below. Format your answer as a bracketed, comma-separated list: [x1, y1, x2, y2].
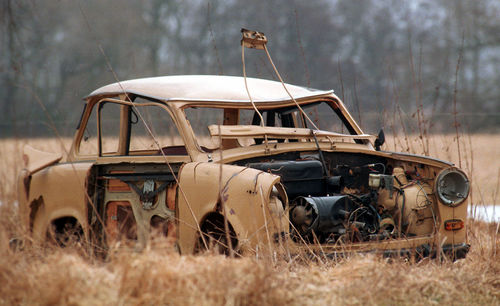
[435, 168, 470, 206]
[268, 184, 288, 217]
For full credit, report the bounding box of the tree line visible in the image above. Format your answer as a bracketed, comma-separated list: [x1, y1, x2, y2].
[1, 0, 499, 137]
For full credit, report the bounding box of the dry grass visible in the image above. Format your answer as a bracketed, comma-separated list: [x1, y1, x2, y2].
[0, 222, 498, 305]
[0, 135, 499, 305]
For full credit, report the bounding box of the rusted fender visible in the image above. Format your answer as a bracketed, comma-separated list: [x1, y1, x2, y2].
[19, 161, 94, 241]
[177, 162, 283, 254]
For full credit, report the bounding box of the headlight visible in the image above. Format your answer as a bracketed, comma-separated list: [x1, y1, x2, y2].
[268, 184, 288, 218]
[435, 168, 470, 206]
[268, 186, 283, 216]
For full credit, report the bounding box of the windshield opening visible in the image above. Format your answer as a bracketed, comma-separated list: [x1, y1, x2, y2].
[183, 101, 355, 151]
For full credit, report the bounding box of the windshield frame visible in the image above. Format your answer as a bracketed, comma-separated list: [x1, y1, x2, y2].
[181, 99, 366, 153]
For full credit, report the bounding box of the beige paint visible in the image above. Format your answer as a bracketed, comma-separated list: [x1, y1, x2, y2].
[177, 162, 285, 254]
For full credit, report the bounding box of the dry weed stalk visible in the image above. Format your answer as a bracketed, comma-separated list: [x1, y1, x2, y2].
[452, 34, 464, 168]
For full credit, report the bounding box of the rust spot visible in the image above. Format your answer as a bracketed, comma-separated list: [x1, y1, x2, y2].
[106, 201, 137, 243]
[167, 221, 177, 239]
[166, 183, 177, 210]
[107, 179, 131, 192]
[107, 170, 133, 192]
[29, 197, 43, 232]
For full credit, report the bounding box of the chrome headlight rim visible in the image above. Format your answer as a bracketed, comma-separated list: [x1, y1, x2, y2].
[435, 168, 470, 207]
[269, 183, 288, 209]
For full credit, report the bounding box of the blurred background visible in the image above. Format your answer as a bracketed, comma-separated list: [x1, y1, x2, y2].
[1, 0, 499, 137]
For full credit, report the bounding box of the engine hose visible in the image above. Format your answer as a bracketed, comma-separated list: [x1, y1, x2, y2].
[371, 162, 386, 174]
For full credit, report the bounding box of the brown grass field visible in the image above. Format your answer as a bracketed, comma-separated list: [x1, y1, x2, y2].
[0, 135, 499, 305]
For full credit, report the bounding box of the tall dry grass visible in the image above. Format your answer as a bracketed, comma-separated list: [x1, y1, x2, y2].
[0, 135, 499, 305]
[0, 221, 498, 305]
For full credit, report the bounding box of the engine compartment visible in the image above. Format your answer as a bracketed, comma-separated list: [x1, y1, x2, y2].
[236, 151, 439, 244]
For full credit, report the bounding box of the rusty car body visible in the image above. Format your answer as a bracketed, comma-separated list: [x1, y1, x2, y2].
[17, 74, 471, 259]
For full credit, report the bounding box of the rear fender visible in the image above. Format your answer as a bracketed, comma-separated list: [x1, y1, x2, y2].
[24, 162, 94, 241]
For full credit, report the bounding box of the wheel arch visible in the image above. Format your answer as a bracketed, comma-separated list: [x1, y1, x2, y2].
[177, 162, 282, 254]
[198, 211, 238, 249]
[32, 205, 89, 243]
[25, 162, 93, 242]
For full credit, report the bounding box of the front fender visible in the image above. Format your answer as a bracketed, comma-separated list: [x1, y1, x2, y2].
[177, 162, 283, 254]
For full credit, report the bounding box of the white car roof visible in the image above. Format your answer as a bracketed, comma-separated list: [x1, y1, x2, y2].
[85, 75, 333, 103]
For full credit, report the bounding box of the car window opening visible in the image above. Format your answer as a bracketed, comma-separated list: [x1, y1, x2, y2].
[184, 101, 354, 151]
[80, 97, 189, 157]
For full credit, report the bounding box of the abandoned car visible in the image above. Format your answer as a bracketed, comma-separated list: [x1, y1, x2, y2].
[18, 75, 470, 259]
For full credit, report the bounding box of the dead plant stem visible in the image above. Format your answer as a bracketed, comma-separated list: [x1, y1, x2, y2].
[294, 8, 310, 87]
[453, 34, 464, 168]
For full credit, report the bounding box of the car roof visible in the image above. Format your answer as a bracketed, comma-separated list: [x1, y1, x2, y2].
[85, 75, 334, 103]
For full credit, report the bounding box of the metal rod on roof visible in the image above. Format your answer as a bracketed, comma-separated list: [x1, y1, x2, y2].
[241, 29, 269, 151]
[240, 28, 319, 131]
[240, 30, 265, 128]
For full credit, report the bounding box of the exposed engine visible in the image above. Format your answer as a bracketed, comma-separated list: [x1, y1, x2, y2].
[243, 152, 437, 244]
[290, 195, 379, 243]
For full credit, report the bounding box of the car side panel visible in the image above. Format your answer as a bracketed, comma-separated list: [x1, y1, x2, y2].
[24, 162, 94, 240]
